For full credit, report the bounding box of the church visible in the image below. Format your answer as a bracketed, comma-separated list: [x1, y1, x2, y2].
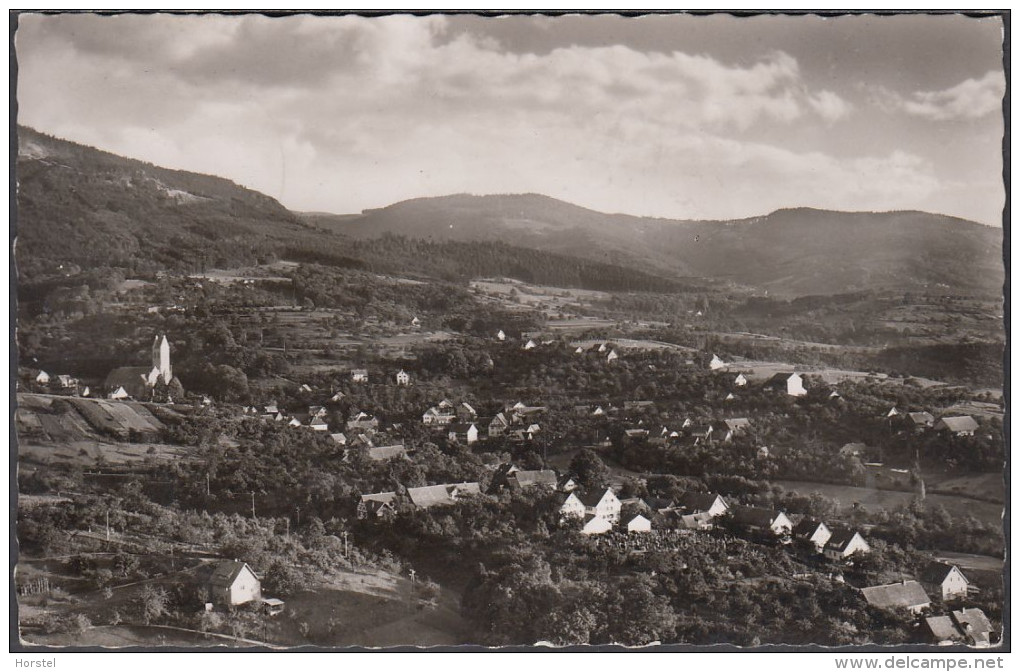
[104, 334, 183, 401]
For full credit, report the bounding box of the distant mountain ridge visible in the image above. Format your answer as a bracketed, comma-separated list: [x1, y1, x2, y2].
[308, 194, 1004, 296]
[16, 126, 1003, 296]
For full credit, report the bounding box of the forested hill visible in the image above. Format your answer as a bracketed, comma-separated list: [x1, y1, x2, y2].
[15, 126, 311, 280]
[315, 194, 1004, 296]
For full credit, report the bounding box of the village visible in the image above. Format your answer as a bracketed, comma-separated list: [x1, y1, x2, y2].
[16, 287, 1004, 647]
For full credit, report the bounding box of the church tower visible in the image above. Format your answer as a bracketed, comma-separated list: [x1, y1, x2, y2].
[152, 334, 172, 382]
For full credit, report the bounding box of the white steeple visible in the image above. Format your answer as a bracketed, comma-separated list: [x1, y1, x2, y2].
[152, 334, 172, 382]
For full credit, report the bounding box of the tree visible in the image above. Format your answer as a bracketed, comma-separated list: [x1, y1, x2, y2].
[138, 584, 170, 624]
[569, 449, 610, 491]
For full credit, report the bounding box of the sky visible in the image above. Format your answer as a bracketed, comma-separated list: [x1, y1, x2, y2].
[15, 12, 1007, 225]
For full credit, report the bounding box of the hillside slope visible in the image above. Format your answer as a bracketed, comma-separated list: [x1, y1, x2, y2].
[312, 195, 1004, 296]
[15, 126, 312, 280]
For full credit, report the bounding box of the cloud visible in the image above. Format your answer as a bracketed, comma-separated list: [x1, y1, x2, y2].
[14, 13, 1001, 225]
[870, 71, 1004, 121]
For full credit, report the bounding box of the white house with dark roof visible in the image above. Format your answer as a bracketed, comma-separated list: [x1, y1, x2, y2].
[559, 492, 586, 520]
[823, 529, 870, 560]
[792, 518, 832, 552]
[921, 561, 970, 601]
[205, 560, 262, 607]
[395, 370, 410, 386]
[579, 488, 622, 523]
[766, 372, 807, 397]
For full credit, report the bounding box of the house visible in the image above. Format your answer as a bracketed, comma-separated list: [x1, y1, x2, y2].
[448, 422, 479, 445]
[734, 373, 748, 387]
[406, 482, 481, 509]
[625, 428, 650, 440]
[574, 346, 584, 354]
[724, 393, 736, 402]
[951, 608, 994, 647]
[205, 560, 262, 607]
[823, 529, 870, 560]
[496, 329, 506, 341]
[422, 404, 457, 426]
[559, 492, 587, 519]
[308, 406, 328, 419]
[411, 316, 421, 327]
[623, 400, 655, 413]
[689, 425, 714, 444]
[288, 417, 302, 428]
[626, 514, 652, 533]
[920, 561, 970, 601]
[329, 432, 348, 446]
[908, 412, 936, 430]
[924, 615, 966, 645]
[709, 354, 726, 370]
[56, 374, 77, 389]
[330, 391, 346, 402]
[308, 417, 329, 431]
[887, 406, 901, 418]
[345, 411, 379, 432]
[756, 446, 771, 459]
[729, 506, 793, 537]
[108, 386, 130, 400]
[860, 580, 931, 614]
[358, 491, 398, 519]
[722, 417, 751, 441]
[678, 512, 716, 531]
[80, 386, 90, 397]
[488, 412, 511, 437]
[676, 492, 729, 517]
[523, 340, 538, 350]
[792, 518, 832, 551]
[395, 370, 410, 386]
[457, 402, 477, 422]
[510, 469, 557, 490]
[35, 370, 50, 385]
[829, 390, 842, 400]
[580, 488, 622, 523]
[765, 372, 807, 397]
[935, 416, 979, 437]
[606, 349, 618, 363]
[351, 369, 369, 383]
[581, 514, 613, 536]
[299, 384, 312, 393]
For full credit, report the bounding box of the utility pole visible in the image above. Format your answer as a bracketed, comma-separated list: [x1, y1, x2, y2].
[341, 531, 349, 559]
[251, 491, 256, 520]
[206, 473, 211, 497]
[106, 509, 110, 542]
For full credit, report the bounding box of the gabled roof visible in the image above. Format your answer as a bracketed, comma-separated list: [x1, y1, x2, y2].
[925, 616, 964, 642]
[825, 528, 867, 552]
[724, 418, 751, 432]
[677, 492, 726, 513]
[361, 491, 397, 504]
[209, 560, 258, 587]
[407, 482, 481, 509]
[937, 416, 979, 433]
[952, 608, 993, 636]
[351, 369, 369, 375]
[367, 444, 407, 461]
[861, 581, 930, 610]
[511, 470, 557, 488]
[792, 518, 828, 538]
[729, 505, 782, 528]
[448, 422, 478, 434]
[489, 412, 510, 427]
[579, 488, 617, 508]
[920, 561, 968, 586]
[908, 411, 935, 425]
[460, 402, 477, 416]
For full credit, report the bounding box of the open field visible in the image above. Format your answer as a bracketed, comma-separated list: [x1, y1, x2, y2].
[923, 472, 1005, 503]
[17, 394, 166, 442]
[774, 480, 1003, 527]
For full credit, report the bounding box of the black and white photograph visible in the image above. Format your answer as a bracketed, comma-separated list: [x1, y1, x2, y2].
[10, 10, 1008, 654]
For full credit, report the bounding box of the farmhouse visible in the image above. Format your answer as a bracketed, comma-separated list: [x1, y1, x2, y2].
[559, 492, 587, 519]
[792, 518, 832, 551]
[765, 372, 807, 397]
[676, 492, 729, 518]
[920, 561, 970, 601]
[823, 529, 870, 560]
[729, 506, 793, 537]
[861, 580, 931, 614]
[924, 615, 966, 645]
[626, 514, 652, 533]
[56, 374, 77, 389]
[721, 417, 751, 441]
[422, 403, 457, 426]
[205, 560, 262, 607]
[935, 416, 979, 436]
[329, 432, 347, 446]
[406, 482, 481, 510]
[345, 411, 379, 432]
[952, 608, 994, 647]
[447, 422, 479, 445]
[580, 488, 622, 523]
[908, 411, 935, 430]
[358, 492, 398, 519]
[308, 416, 329, 431]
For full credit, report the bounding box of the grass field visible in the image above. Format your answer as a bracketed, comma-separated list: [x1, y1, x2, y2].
[774, 480, 1003, 527]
